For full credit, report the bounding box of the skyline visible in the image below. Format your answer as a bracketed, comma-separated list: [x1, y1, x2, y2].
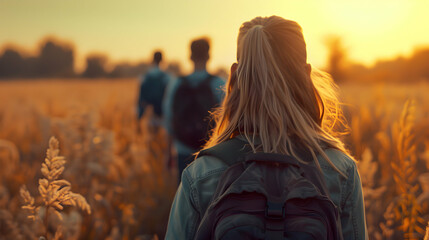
[1, 0, 429, 73]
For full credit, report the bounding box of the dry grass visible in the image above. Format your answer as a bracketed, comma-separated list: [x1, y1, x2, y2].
[387, 100, 425, 239]
[20, 137, 91, 239]
[0, 79, 429, 239]
[341, 82, 429, 239]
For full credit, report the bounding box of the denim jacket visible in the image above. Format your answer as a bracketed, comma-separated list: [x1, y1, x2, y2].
[166, 139, 368, 240]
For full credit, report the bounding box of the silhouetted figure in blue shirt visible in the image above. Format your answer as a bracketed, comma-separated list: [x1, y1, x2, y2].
[137, 51, 170, 121]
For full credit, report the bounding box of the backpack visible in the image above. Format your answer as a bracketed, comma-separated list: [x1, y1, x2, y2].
[194, 138, 343, 240]
[172, 75, 217, 150]
[139, 71, 168, 117]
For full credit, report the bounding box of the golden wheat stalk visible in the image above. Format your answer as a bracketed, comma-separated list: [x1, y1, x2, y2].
[389, 99, 426, 239]
[424, 222, 429, 240]
[0, 139, 20, 179]
[20, 136, 91, 239]
[38, 137, 91, 216]
[20, 185, 37, 221]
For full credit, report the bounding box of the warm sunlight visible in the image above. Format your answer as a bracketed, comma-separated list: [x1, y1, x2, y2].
[324, 0, 410, 35]
[1, 0, 428, 72]
[1, 1, 429, 239]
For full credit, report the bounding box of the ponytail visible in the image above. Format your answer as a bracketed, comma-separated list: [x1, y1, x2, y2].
[204, 16, 351, 176]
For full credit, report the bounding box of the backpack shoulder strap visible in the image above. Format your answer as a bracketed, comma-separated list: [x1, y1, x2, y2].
[198, 137, 333, 197]
[180, 73, 214, 87]
[178, 75, 189, 86]
[203, 73, 214, 83]
[195, 73, 214, 90]
[173, 76, 190, 100]
[196, 137, 252, 166]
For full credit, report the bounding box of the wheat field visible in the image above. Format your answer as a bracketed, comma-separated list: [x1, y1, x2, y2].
[1, 79, 429, 240]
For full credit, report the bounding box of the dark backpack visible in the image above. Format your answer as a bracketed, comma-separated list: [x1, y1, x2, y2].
[194, 138, 343, 240]
[172, 75, 217, 150]
[139, 71, 168, 117]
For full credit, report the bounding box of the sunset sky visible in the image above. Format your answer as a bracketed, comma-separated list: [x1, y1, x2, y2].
[1, 0, 428, 73]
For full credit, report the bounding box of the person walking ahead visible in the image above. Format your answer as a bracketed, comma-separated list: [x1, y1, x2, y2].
[163, 37, 225, 183]
[166, 16, 367, 239]
[137, 51, 170, 122]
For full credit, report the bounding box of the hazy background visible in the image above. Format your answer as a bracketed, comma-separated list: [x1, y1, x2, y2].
[1, 0, 428, 77]
[1, 1, 429, 239]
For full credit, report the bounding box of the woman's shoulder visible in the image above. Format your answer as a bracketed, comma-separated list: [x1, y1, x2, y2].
[185, 147, 357, 178]
[182, 155, 228, 184]
[318, 148, 358, 179]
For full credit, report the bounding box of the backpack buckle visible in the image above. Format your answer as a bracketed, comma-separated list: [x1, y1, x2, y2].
[265, 201, 285, 220]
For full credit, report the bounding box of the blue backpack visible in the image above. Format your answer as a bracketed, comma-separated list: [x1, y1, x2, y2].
[194, 138, 343, 240]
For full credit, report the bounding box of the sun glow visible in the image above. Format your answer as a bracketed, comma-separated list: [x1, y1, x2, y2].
[324, 0, 411, 35]
[0, 0, 427, 71]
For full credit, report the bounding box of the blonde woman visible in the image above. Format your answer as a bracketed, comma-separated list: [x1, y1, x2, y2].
[166, 16, 368, 240]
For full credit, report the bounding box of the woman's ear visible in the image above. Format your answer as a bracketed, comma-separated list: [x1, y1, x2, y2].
[228, 63, 238, 93]
[231, 63, 238, 75]
[306, 63, 312, 76]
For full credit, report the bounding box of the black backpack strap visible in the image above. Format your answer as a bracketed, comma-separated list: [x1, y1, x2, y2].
[245, 152, 301, 168]
[182, 73, 213, 88]
[196, 74, 215, 100]
[196, 73, 217, 106]
[202, 73, 214, 84]
[172, 76, 189, 102]
[178, 75, 190, 87]
[196, 137, 252, 166]
[198, 136, 332, 197]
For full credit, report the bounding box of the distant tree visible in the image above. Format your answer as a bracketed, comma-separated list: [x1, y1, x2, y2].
[370, 57, 407, 82]
[109, 62, 150, 78]
[36, 40, 75, 77]
[0, 49, 24, 78]
[109, 63, 133, 78]
[407, 48, 429, 81]
[23, 57, 38, 77]
[82, 54, 108, 78]
[362, 48, 429, 83]
[133, 62, 151, 76]
[325, 36, 347, 82]
[344, 62, 369, 82]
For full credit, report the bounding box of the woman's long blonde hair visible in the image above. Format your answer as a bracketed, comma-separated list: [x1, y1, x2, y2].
[203, 16, 351, 174]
